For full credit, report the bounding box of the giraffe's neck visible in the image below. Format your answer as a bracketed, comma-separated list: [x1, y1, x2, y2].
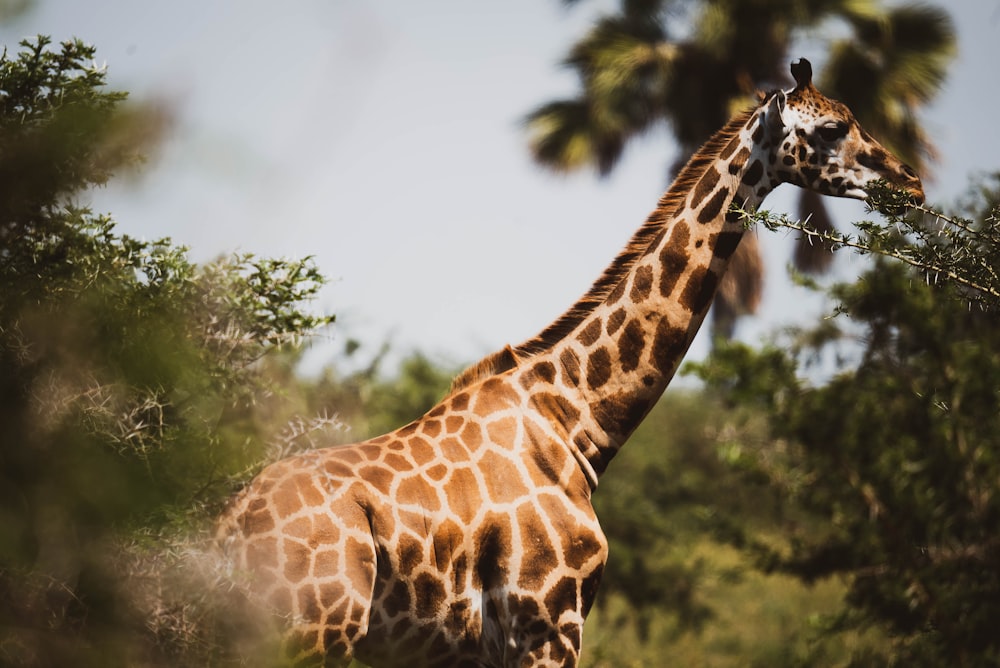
[515, 106, 776, 486]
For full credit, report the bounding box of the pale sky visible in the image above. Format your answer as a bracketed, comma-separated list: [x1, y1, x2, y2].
[4, 1, 998, 375]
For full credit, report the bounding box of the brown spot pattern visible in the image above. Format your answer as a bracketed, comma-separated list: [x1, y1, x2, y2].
[544, 577, 578, 626]
[630, 265, 653, 302]
[533, 361, 556, 384]
[692, 167, 720, 205]
[713, 230, 743, 260]
[559, 348, 581, 386]
[486, 416, 517, 447]
[619, 319, 645, 372]
[577, 318, 602, 346]
[383, 580, 411, 618]
[742, 159, 763, 186]
[362, 466, 394, 495]
[651, 317, 688, 376]
[397, 476, 440, 510]
[516, 504, 556, 589]
[313, 549, 338, 578]
[273, 485, 303, 519]
[445, 467, 482, 525]
[431, 519, 463, 572]
[659, 222, 690, 297]
[460, 422, 483, 451]
[240, 503, 275, 534]
[719, 134, 741, 160]
[589, 391, 648, 445]
[679, 266, 719, 315]
[520, 361, 556, 389]
[606, 308, 627, 335]
[284, 541, 311, 583]
[398, 534, 424, 576]
[413, 572, 447, 619]
[480, 451, 529, 502]
[532, 392, 581, 430]
[697, 188, 729, 224]
[408, 437, 434, 465]
[450, 393, 470, 411]
[728, 146, 750, 174]
[383, 453, 412, 473]
[474, 514, 511, 589]
[586, 347, 612, 390]
[473, 379, 519, 416]
[426, 464, 448, 482]
[344, 536, 373, 593]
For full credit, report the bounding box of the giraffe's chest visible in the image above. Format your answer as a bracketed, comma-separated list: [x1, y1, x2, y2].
[355, 512, 496, 664]
[355, 488, 608, 666]
[355, 572, 495, 667]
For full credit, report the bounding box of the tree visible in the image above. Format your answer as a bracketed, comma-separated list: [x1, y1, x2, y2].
[579, 390, 891, 666]
[742, 178, 1000, 311]
[688, 179, 1000, 666]
[0, 37, 334, 665]
[526, 0, 955, 338]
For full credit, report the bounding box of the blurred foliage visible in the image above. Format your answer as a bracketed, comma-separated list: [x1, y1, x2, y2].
[688, 180, 1000, 665]
[0, 36, 333, 665]
[580, 390, 889, 667]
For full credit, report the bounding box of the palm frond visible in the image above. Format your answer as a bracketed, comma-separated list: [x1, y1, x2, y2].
[567, 14, 675, 131]
[525, 99, 626, 175]
[531, 15, 681, 174]
[821, 4, 955, 170]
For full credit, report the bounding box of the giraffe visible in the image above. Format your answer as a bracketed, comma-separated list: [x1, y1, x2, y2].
[216, 59, 924, 667]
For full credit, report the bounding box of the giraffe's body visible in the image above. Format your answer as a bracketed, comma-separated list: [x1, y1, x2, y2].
[216, 60, 924, 667]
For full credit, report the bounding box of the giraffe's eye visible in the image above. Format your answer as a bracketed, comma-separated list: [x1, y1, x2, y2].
[817, 122, 849, 142]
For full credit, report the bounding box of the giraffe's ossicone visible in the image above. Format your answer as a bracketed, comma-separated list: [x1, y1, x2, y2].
[216, 59, 923, 667]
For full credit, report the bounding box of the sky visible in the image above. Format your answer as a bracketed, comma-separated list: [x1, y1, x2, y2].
[3, 1, 999, 376]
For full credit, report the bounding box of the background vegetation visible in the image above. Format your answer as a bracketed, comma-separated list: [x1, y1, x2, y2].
[0, 36, 341, 665]
[2, 3, 998, 665]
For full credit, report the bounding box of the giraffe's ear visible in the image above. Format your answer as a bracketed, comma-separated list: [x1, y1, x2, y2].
[763, 90, 787, 136]
[790, 58, 812, 91]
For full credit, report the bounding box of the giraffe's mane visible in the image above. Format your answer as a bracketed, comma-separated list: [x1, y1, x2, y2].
[450, 103, 760, 393]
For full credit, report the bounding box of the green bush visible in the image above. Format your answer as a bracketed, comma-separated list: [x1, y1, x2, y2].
[0, 36, 332, 665]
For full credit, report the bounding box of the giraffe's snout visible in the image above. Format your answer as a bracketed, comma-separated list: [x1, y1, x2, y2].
[898, 163, 925, 204]
[856, 149, 925, 204]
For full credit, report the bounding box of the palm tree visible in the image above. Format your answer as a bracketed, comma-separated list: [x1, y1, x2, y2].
[527, 0, 955, 340]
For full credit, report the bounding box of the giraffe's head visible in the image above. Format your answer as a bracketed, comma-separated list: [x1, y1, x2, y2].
[758, 58, 924, 203]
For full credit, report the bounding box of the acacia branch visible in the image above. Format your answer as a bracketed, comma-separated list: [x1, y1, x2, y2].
[732, 185, 1000, 308]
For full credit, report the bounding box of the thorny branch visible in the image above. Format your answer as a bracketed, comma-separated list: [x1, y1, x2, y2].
[733, 181, 1000, 308]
